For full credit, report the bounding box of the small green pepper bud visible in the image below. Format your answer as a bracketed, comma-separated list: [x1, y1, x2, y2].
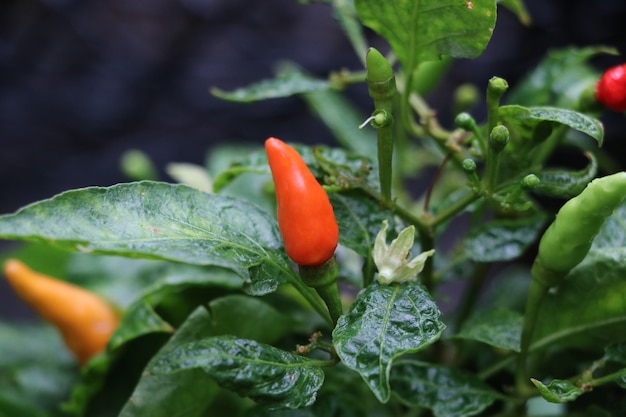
[120, 149, 158, 181]
[455, 112, 478, 131]
[521, 174, 541, 191]
[462, 158, 477, 174]
[487, 76, 509, 100]
[462, 158, 481, 191]
[489, 125, 510, 153]
[453, 83, 480, 114]
[366, 47, 396, 100]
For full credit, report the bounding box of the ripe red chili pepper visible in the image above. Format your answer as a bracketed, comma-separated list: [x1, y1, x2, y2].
[265, 137, 339, 266]
[595, 63, 626, 112]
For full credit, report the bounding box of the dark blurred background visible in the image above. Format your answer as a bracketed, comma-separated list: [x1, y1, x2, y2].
[2, 0, 626, 216]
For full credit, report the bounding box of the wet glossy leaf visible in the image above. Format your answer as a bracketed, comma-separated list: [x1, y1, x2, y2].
[355, 0, 496, 74]
[119, 308, 219, 417]
[333, 281, 445, 402]
[391, 360, 498, 417]
[121, 297, 291, 417]
[499, 105, 604, 146]
[531, 378, 582, 403]
[331, 191, 395, 258]
[455, 308, 522, 352]
[532, 248, 626, 351]
[535, 153, 598, 198]
[152, 335, 324, 410]
[464, 214, 547, 262]
[0, 181, 292, 296]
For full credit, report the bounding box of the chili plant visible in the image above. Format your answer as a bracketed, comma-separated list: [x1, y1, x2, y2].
[2, 1, 626, 416]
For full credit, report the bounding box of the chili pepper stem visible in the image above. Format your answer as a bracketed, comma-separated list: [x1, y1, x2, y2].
[515, 273, 549, 394]
[298, 257, 343, 326]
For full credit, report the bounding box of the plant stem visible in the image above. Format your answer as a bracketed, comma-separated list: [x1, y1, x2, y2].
[454, 262, 490, 332]
[590, 368, 626, 388]
[429, 191, 482, 228]
[290, 276, 333, 326]
[418, 228, 436, 292]
[299, 257, 342, 326]
[515, 277, 548, 392]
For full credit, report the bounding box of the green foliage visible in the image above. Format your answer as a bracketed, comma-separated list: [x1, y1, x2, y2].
[333, 282, 445, 402]
[2, 2, 626, 417]
[355, 0, 496, 73]
[391, 360, 500, 417]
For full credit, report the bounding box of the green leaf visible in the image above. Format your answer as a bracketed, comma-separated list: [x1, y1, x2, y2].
[121, 296, 291, 417]
[151, 335, 324, 410]
[498, 0, 531, 25]
[331, 191, 395, 258]
[464, 213, 547, 262]
[332, 281, 445, 402]
[211, 62, 329, 103]
[355, 0, 496, 73]
[455, 308, 522, 352]
[499, 105, 604, 147]
[0, 181, 291, 296]
[506, 46, 617, 108]
[391, 360, 499, 417]
[119, 308, 220, 417]
[604, 342, 626, 365]
[532, 248, 626, 352]
[0, 323, 78, 417]
[531, 378, 583, 403]
[108, 302, 174, 351]
[535, 152, 598, 198]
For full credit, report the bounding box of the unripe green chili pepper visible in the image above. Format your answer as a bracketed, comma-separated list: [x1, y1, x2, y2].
[517, 172, 626, 390]
[265, 137, 339, 267]
[534, 171, 626, 286]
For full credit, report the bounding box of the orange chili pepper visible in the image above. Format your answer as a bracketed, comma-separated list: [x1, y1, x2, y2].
[265, 137, 339, 266]
[3, 259, 120, 365]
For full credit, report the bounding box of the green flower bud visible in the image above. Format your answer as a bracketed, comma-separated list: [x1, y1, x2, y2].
[487, 76, 509, 100]
[462, 158, 477, 174]
[489, 125, 510, 153]
[455, 112, 478, 131]
[521, 174, 541, 190]
[120, 149, 158, 181]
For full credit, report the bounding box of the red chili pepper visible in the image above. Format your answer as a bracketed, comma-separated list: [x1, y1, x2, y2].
[595, 63, 626, 112]
[265, 137, 339, 266]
